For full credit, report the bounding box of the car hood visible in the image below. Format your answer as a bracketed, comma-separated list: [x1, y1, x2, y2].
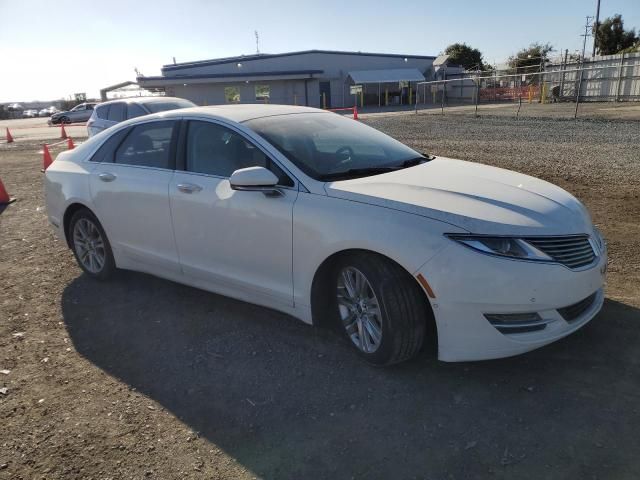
[325, 158, 593, 236]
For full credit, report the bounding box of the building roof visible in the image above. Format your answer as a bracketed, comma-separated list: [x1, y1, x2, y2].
[162, 49, 436, 72]
[138, 69, 323, 83]
[96, 96, 190, 106]
[348, 68, 425, 84]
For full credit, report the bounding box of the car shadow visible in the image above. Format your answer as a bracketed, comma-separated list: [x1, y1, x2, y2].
[61, 271, 640, 479]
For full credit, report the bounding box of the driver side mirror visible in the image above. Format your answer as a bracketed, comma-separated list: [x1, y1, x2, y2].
[229, 166, 282, 197]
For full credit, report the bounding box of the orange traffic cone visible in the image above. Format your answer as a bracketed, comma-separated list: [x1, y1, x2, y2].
[353, 106, 359, 120]
[67, 137, 75, 150]
[42, 144, 53, 172]
[6, 128, 14, 143]
[60, 125, 67, 139]
[0, 178, 16, 205]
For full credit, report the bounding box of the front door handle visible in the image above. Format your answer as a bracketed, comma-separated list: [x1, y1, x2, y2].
[177, 183, 203, 194]
[98, 172, 116, 182]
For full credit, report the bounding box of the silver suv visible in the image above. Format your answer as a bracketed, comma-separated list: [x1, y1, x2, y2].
[87, 97, 196, 136]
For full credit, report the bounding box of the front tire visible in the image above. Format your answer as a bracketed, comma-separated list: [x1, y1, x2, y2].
[333, 253, 428, 365]
[68, 209, 116, 280]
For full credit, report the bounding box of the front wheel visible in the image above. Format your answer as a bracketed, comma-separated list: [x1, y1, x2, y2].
[60, 116, 71, 124]
[333, 253, 428, 365]
[69, 209, 116, 280]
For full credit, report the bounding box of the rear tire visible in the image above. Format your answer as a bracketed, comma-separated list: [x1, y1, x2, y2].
[332, 253, 428, 365]
[68, 209, 116, 280]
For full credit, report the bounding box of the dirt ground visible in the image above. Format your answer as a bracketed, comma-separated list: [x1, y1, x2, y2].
[1, 112, 639, 480]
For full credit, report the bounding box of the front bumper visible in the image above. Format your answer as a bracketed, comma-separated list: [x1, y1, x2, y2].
[419, 242, 607, 362]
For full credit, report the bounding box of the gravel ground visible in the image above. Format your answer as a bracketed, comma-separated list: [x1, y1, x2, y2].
[1, 113, 639, 480]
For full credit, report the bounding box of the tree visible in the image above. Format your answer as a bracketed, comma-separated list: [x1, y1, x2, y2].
[444, 43, 486, 71]
[594, 15, 638, 55]
[508, 43, 554, 74]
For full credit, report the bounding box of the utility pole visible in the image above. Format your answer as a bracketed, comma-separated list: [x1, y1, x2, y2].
[581, 16, 593, 61]
[255, 30, 260, 54]
[576, 16, 593, 118]
[592, 0, 601, 57]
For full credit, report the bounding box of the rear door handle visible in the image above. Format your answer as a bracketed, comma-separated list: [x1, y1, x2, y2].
[177, 183, 203, 194]
[98, 172, 116, 182]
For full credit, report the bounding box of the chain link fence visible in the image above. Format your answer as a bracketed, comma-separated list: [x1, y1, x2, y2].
[414, 52, 640, 119]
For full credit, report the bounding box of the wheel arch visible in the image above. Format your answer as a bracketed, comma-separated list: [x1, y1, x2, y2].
[62, 202, 95, 248]
[310, 248, 437, 351]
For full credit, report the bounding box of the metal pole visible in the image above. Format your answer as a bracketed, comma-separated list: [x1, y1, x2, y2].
[415, 81, 418, 114]
[560, 49, 568, 98]
[592, 0, 601, 57]
[378, 82, 381, 107]
[443, 67, 447, 110]
[615, 52, 625, 102]
[474, 75, 479, 117]
[575, 16, 592, 119]
[574, 61, 584, 118]
[493, 69, 496, 102]
[441, 81, 445, 115]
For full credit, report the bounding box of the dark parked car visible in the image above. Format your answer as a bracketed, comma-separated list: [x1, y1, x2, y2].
[48, 103, 98, 125]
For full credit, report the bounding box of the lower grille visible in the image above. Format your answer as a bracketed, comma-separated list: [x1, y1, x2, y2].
[484, 312, 552, 334]
[524, 235, 596, 269]
[558, 293, 597, 322]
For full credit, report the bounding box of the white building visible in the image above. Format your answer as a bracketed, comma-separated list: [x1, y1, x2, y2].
[137, 49, 452, 108]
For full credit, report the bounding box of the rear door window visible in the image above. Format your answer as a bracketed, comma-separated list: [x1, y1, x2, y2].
[89, 128, 130, 162]
[127, 103, 147, 119]
[115, 121, 176, 169]
[107, 103, 126, 122]
[95, 104, 110, 120]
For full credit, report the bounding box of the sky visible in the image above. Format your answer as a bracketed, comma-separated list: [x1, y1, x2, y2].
[0, 0, 639, 102]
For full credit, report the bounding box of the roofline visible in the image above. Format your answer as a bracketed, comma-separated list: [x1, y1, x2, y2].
[162, 49, 436, 72]
[139, 69, 324, 82]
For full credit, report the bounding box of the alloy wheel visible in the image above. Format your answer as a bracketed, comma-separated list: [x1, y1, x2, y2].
[337, 267, 383, 353]
[73, 218, 106, 274]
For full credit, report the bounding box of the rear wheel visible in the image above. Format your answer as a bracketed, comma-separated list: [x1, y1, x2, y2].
[333, 253, 428, 365]
[69, 209, 115, 280]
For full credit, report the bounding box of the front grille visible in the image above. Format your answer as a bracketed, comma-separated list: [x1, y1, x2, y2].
[557, 293, 597, 322]
[524, 235, 596, 269]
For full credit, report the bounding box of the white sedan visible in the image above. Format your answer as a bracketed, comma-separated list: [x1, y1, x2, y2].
[45, 105, 607, 365]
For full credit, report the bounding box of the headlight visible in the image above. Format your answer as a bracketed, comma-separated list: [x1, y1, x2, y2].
[592, 226, 605, 254]
[446, 235, 553, 261]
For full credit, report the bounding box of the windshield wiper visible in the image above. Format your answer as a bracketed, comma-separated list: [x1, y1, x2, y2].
[319, 166, 399, 181]
[320, 155, 435, 181]
[399, 155, 434, 168]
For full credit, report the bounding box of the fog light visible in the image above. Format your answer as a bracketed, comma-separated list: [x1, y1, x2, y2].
[484, 312, 551, 334]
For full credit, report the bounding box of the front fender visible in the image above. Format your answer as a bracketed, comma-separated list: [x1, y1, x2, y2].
[292, 193, 465, 310]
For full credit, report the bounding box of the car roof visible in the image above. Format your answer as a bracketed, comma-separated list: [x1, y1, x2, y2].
[104, 104, 329, 132]
[155, 104, 324, 122]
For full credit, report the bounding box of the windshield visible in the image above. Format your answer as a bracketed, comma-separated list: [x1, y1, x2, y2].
[145, 99, 196, 113]
[245, 112, 426, 180]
